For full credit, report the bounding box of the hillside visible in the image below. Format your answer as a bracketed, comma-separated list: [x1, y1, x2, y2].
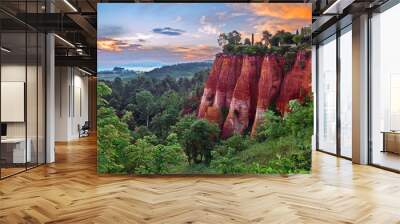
[98, 68, 139, 81]
[144, 62, 212, 78]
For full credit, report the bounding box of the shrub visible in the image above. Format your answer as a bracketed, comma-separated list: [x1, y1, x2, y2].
[255, 110, 286, 142]
[243, 99, 313, 174]
[173, 116, 220, 165]
[123, 134, 187, 174]
[210, 147, 246, 174]
[124, 138, 156, 174]
[222, 134, 251, 153]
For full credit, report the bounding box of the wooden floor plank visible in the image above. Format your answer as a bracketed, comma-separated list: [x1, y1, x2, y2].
[0, 135, 400, 223]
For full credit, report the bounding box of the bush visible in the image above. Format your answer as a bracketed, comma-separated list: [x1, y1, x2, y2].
[210, 99, 312, 174]
[124, 138, 156, 174]
[123, 134, 187, 174]
[222, 134, 251, 152]
[210, 146, 246, 174]
[173, 116, 220, 165]
[255, 110, 286, 142]
[251, 99, 313, 173]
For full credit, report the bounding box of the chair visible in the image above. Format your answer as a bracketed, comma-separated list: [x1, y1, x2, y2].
[79, 121, 90, 138]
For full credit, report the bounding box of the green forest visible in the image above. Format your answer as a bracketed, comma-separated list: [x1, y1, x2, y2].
[97, 28, 312, 174]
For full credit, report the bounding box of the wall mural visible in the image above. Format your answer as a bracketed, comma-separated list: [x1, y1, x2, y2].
[97, 3, 313, 174]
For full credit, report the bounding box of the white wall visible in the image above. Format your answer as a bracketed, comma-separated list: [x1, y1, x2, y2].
[55, 67, 89, 141]
[55, 67, 70, 141]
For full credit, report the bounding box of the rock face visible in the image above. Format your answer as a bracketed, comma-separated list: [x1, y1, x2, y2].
[214, 55, 243, 110]
[222, 55, 261, 138]
[276, 51, 312, 115]
[204, 106, 222, 125]
[198, 54, 224, 118]
[198, 50, 311, 138]
[251, 54, 284, 137]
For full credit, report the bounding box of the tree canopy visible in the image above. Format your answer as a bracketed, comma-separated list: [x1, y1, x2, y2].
[217, 27, 310, 55]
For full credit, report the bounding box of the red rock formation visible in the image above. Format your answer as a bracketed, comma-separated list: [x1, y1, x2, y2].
[249, 56, 263, 124]
[198, 54, 224, 118]
[226, 56, 243, 107]
[276, 51, 312, 115]
[213, 55, 243, 110]
[198, 50, 311, 139]
[204, 106, 222, 125]
[222, 55, 261, 138]
[251, 54, 284, 137]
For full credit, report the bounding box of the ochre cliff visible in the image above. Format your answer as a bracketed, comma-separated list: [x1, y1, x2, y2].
[222, 55, 262, 138]
[276, 51, 312, 115]
[198, 50, 311, 138]
[251, 54, 284, 137]
[214, 55, 243, 110]
[198, 54, 224, 118]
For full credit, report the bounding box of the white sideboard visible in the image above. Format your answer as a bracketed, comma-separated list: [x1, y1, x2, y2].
[1, 138, 32, 163]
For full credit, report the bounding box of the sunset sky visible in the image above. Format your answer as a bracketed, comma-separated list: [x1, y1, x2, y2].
[97, 3, 311, 71]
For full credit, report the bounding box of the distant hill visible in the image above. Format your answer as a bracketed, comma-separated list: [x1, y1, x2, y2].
[98, 68, 139, 81]
[144, 62, 212, 79]
[98, 61, 212, 81]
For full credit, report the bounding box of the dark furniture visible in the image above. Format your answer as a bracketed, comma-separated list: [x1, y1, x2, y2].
[1, 123, 7, 137]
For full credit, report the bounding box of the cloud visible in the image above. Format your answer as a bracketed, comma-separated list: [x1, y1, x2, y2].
[188, 33, 202, 38]
[248, 3, 311, 21]
[98, 43, 219, 64]
[97, 38, 142, 52]
[169, 45, 220, 61]
[98, 25, 125, 38]
[111, 33, 154, 42]
[200, 15, 206, 24]
[198, 16, 220, 35]
[253, 18, 309, 34]
[231, 12, 246, 17]
[128, 33, 154, 42]
[174, 16, 182, 22]
[225, 3, 311, 34]
[152, 27, 185, 36]
[199, 24, 220, 35]
[234, 3, 312, 34]
[216, 11, 226, 19]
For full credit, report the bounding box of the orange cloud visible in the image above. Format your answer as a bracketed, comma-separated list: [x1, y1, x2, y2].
[98, 39, 123, 52]
[253, 19, 308, 34]
[97, 38, 142, 52]
[237, 3, 312, 34]
[170, 45, 220, 61]
[248, 3, 311, 21]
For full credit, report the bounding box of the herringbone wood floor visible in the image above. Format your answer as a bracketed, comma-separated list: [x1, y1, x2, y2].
[1, 136, 400, 224]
